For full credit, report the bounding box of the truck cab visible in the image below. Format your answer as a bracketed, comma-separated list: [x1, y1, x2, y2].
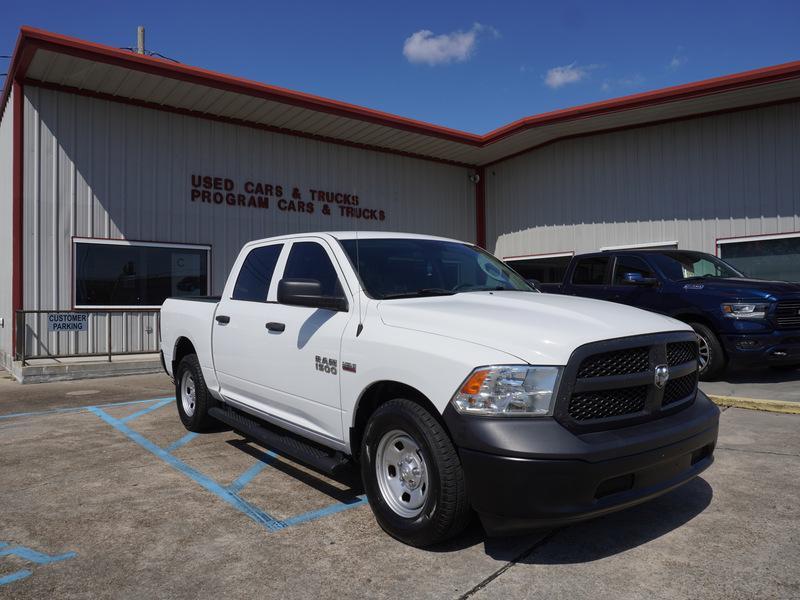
[550, 249, 800, 379]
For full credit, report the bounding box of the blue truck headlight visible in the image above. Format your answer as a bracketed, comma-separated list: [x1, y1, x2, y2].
[721, 303, 770, 320]
[451, 366, 562, 416]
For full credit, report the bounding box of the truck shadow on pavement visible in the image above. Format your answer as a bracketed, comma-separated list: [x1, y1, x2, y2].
[511, 477, 713, 564]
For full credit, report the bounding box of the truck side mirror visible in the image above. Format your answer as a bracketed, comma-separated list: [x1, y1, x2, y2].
[623, 272, 658, 286]
[277, 278, 348, 312]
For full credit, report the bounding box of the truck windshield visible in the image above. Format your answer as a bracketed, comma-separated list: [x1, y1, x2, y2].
[653, 251, 744, 281]
[340, 238, 535, 299]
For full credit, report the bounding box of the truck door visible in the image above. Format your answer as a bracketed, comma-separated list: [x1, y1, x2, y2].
[607, 255, 661, 310]
[227, 238, 352, 443]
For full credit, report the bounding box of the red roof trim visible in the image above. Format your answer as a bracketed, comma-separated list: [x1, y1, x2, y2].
[3, 26, 800, 158]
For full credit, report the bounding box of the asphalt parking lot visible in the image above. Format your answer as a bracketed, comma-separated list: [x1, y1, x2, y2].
[1, 373, 798, 599]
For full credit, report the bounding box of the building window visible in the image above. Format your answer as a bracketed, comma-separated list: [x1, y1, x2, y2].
[600, 241, 678, 251]
[718, 233, 800, 282]
[74, 239, 210, 308]
[504, 252, 574, 284]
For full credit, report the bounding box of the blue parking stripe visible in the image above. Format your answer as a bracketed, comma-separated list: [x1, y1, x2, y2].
[0, 397, 174, 421]
[90, 406, 285, 531]
[164, 432, 198, 453]
[282, 495, 368, 527]
[0, 570, 32, 586]
[0, 546, 76, 564]
[120, 398, 174, 423]
[227, 452, 277, 494]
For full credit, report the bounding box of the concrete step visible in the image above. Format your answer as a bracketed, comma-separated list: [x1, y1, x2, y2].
[10, 354, 163, 384]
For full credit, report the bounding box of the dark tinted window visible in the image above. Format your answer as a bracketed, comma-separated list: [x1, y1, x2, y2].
[613, 256, 655, 285]
[651, 251, 742, 281]
[572, 257, 609, 285]
[232, 244, 283, 301]
[340, 239, 532, 299]
[75, 242, 209, 307]
[506, 255, 572, 284]
[283, 242, 342, 297]
[719, 238, 800, 282]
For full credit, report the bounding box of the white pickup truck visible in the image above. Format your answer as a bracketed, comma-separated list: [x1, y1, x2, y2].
[160, 232, 719, 547]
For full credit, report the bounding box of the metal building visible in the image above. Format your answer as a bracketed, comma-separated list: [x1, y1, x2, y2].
[1, 27, 799, 375]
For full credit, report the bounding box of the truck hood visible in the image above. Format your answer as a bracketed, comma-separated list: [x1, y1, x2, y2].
[377, 291, 689, 365]
[680, 277, 800, 301]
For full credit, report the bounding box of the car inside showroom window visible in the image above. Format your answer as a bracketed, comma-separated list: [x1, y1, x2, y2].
[74, 239, 210, 308]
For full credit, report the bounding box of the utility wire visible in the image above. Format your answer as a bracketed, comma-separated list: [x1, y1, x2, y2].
[118, 47, 180, 63]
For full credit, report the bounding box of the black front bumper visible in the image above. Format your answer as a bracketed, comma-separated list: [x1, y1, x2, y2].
[444, 391, 719, 536]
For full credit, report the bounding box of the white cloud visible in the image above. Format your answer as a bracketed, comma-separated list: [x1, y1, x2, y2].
[403, 23, 494, 66]
[544, 62, 597, 89]
[668, 47, 687, 70]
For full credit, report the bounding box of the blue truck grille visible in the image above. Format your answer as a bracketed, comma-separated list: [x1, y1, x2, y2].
[776, 301, 800, 328]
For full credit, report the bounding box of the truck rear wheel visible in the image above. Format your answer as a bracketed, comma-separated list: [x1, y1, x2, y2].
[175, 354, 217, 432]
[690, 322, 726, 381]
[360, 398, 471, 547]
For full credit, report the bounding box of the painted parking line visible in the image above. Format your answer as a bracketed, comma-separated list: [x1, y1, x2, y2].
[0, 397, 174, 421]
[90, 405, 286, 531]
[0, 542, 77, 587]
[227, 452, 277, 494]
[164, 431, 199, 452]
[119, 398, 174, 423]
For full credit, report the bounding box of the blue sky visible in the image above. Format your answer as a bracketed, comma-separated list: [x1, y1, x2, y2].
[2, 1, 799, 133]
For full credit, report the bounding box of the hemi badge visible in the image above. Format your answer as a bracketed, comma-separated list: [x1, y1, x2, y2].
[342, 362, 357, 373]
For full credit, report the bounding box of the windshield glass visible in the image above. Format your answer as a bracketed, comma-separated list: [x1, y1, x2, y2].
[340, 238, 534, 299]
[653, 251, 744, 280]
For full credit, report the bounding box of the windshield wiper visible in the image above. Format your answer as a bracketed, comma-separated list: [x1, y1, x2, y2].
[381, 288, 456, 300]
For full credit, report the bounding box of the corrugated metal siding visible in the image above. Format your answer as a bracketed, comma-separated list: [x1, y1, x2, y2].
[22, 86, 475, 357]
[0, 89, 13, 368]
[487, 101, 800, 259]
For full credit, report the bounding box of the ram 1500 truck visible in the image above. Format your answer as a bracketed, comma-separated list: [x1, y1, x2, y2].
[160, 232, 719, 547]
[536, 249, 800, 380]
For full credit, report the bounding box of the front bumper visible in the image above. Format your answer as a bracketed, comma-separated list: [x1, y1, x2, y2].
[444, 392, 719, 536]
[721, 328, 800, 365]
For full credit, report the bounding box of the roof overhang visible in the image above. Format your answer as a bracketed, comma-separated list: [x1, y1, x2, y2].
[3, 27, 800, 167]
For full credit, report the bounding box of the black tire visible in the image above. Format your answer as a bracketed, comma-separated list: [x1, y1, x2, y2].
[174, 354, 217, 432]
[689, 322, 726, 381]
[360, 398, 471, 547]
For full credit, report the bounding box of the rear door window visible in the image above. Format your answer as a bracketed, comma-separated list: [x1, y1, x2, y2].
[232, 244, 283, 302]
[572, 257, 610, 285]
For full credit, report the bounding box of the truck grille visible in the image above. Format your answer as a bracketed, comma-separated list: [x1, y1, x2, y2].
[554, 332, 699, 431]
[577, 347, 649, 378]
[568, 386, 648, 421]
[775, 301, 800, 328]
[666, 341, 697, 366]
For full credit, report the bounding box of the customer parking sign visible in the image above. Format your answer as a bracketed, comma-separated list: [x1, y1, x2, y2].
[47, 313, 89, 332]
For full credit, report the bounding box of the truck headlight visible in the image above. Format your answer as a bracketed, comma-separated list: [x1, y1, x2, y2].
[721, 303, 770, 319]
[451, 366, 562, 416]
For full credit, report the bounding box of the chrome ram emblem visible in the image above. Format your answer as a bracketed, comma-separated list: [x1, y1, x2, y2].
[654, 364, 670, 389]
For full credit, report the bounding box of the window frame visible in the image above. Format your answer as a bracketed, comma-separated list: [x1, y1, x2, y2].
[72, 237, 212, 310]
[230, 242, 285, 304]
[276, 238, 352, 305]
[610, 255, 657, 286]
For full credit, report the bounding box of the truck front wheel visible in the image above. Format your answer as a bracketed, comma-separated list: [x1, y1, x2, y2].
[175, 354, 217, 432]
[360, 398, 471, 547]
[690, 322, 726, 381]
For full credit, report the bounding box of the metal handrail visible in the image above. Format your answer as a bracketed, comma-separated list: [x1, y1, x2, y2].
[14, 309, 160, 366]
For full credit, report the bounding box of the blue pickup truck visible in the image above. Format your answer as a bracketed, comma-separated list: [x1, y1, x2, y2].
[536, 249, 800, 380]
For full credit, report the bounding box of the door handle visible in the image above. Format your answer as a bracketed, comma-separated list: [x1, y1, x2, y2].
[266, 322, 285, 333]
[215, 315, 230, 324]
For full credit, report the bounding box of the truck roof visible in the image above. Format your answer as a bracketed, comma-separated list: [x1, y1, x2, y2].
[243, 231, 466, 246]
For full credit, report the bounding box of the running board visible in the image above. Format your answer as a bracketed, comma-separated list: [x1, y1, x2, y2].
[209, 405, 351, 476]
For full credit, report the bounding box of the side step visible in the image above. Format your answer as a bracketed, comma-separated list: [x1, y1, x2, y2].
[209, 404, 351, 477]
